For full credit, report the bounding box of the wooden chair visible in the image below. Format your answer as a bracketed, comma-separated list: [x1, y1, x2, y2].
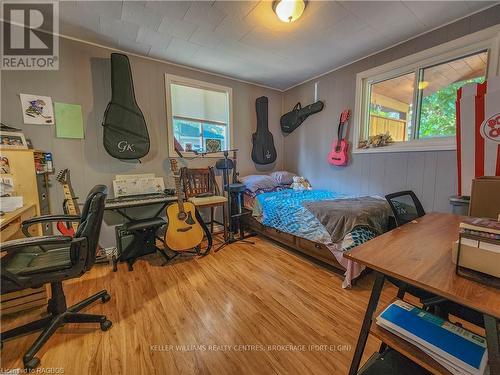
[180, 167, 227, 239]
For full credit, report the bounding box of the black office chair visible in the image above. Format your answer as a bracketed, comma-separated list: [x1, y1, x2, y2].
[385, 190, 484, 327]
[0, 185, 112, 370]
[385, 190, 425, 226]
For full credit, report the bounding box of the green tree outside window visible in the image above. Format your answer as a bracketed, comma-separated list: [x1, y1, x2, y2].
[418, 77, 484, 138]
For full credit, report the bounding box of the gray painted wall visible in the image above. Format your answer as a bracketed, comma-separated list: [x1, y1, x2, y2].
[2, 5, 500, 236]
[1, 37, 284, 246]
[1, 37, 284, 200]
[282, 5, 500, 212]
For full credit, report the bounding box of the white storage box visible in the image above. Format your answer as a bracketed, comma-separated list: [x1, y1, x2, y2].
[452, 238, 500, 278]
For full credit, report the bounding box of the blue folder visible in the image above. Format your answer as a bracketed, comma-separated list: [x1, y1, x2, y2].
[379, 301, 487, 372]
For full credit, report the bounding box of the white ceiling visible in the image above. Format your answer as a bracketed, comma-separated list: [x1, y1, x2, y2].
[58, 1, 498, 90]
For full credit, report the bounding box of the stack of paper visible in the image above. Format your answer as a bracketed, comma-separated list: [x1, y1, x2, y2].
[0, 196, 23, 212]
[377, 300, 488, 375]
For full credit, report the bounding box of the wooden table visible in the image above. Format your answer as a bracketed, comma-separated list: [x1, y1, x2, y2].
[344, 212, 500, 375]
[0, 204, 39, 241]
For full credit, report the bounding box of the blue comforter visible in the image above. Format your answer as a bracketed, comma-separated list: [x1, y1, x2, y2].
[255, 189, 342, 244]
[254, 189, 378, 249]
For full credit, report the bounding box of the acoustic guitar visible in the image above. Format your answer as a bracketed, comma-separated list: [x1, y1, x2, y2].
[327, 109, 350, 166]
[55, 169, 80, 236]
[164, 159, 204, 251]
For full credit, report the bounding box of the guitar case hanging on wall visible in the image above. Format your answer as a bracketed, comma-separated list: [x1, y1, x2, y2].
[102, 53, 150, 160]
[280, 100, 324, 134]
[251, 96, 277, 165]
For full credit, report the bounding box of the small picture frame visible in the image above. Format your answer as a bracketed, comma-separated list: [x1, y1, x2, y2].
[205, 139, 222, 153]
[0, 131, 28, 149]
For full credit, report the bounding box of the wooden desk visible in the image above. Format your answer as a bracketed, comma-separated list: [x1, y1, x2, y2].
[0, 204, 39, 241]
[345, 213, 500, 375]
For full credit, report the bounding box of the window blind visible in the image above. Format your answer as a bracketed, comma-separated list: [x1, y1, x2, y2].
[171, 83, 228, 124]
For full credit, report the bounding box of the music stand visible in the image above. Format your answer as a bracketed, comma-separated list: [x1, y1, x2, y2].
[197, 149, 254, 252]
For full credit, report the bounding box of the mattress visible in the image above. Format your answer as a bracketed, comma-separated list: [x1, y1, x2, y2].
[244, 188, 383, 287]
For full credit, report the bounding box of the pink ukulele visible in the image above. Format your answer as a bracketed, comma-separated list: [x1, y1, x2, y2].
[327, 109, 350, 166]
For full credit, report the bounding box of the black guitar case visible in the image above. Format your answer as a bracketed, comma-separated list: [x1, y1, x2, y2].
[102, 53, 150, 160]
[280, 100, 324, 134]
[251, 96, 277, 165]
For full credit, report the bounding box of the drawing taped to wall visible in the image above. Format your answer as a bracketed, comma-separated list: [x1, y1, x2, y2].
[19, 93, 54, 125]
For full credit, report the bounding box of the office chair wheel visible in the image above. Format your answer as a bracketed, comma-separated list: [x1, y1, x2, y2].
[24, 357, 40, 370]
[101, 293, 111, 303]
[100, 320, 112, 331]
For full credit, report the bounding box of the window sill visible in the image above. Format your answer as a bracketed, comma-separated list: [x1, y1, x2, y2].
[352, 138, 456, 154]
[168, 151, 228, 158]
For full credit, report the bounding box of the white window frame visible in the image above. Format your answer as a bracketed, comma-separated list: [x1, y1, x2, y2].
[165, 74, 233, 158]
[353, 24, 500, 154]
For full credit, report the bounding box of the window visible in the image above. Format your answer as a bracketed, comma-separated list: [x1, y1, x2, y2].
[166, 74, 232, 157]
[354, 26, 499, 153]
[368, 72, 415, 142]
[363, 51, 487, 148]
[417, 52, 487, 139]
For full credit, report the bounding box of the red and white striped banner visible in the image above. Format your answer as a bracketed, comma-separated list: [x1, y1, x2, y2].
[456, 76, 500, 196]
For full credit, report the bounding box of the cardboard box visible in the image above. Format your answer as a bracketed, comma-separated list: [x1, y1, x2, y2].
[452, 239, 500, 278]
[469, 176, 500, 219]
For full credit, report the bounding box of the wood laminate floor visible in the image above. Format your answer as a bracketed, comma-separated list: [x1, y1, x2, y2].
[1, 236, 395, 374]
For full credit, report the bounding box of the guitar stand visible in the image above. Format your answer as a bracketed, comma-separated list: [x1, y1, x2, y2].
[160, 244, 208, 265]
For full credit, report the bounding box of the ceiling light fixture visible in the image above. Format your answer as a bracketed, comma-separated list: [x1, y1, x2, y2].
[418, 81, 429, 90]
[272, 0, 307, 23]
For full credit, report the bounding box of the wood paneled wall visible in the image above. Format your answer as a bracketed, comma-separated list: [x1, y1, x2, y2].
[283, 6, 500, 212]
[0, 37, 284, 246]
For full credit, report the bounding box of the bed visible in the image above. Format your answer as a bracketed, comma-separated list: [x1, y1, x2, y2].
[240, 175, 391, 287]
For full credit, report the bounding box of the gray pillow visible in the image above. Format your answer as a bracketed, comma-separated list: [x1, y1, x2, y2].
[270, 171, 297, 185]
[240, 174, 278, 192]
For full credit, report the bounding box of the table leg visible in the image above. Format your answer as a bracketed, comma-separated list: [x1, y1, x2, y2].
[348, 271, 385, 375]
[484, 314, 500, 375]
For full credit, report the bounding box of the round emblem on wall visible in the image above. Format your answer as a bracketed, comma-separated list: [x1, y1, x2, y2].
[480, 113, 500, 143]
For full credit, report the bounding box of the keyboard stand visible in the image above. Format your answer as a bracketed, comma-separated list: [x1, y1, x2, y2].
[105, 198, 173, 271]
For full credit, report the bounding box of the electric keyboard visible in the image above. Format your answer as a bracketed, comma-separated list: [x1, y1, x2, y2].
[105, 193, 177, 209]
